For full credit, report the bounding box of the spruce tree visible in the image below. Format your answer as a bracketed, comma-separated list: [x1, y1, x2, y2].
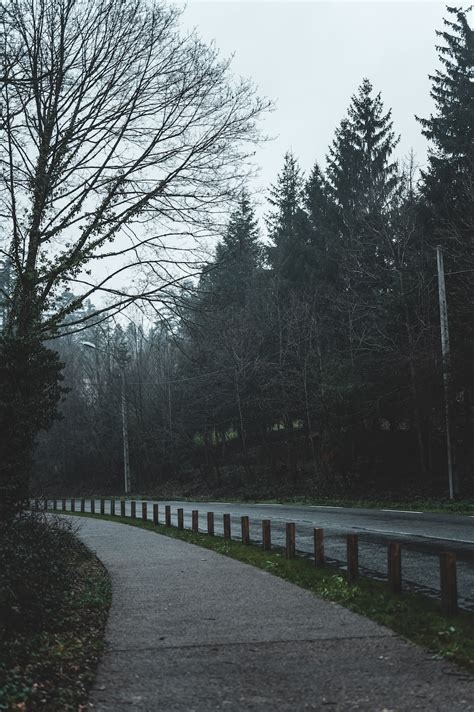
[266, 152, 310, 282]
[321, 80, 401, 452]
[327, 79, 399, 220]
[418, 6, 473, 488]
[203, 190, 262, 308]
[326, 79, 400, 285]
[418, 6, 473, 235]
[304, 162, 338, 282]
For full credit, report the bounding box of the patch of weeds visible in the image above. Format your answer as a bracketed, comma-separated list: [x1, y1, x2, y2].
[68, 511, 474, 673]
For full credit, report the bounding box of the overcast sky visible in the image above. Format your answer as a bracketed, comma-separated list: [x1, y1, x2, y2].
[178, 1, 450, 204]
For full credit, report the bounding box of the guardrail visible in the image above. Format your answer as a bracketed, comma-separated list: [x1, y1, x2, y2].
[34, 497, 459, 616]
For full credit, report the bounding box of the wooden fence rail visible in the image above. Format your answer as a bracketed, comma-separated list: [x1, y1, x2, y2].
[388, 542, 402, 594]
[44, 497, 460, 616]
[262, 519, 271, 551]
[223, 514, 231, 540]
[286, 522, 296, 559]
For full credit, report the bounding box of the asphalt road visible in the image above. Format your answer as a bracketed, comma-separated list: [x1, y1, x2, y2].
[63, 498, 474, 610]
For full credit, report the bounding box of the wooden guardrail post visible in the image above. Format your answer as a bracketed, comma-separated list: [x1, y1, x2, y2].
[62, 498, 66, 511]
[80, 498, 85, 513]
[286, 522, 296, 559]
[142, 501, 148, 521]
[100, 497, 105, 515]
[388, 542, 402, 594]
[262, 520, 271, 551]
[440, 552, 458, 616]
[131, 500, 136, 519]
[110, 498, 115, 516]
[43, 498, 48, 511]
[347, 534, 359, 583]
[34, 498, 39, 511]
[207, 511, 214, 536]
[223, 514, 231, 539]
[241, 515, 250, 545]
[178, 508, 184, 529]
[314, 528, 324, 567]
[153, 503, 159, 526]
[192, 510, 199, 533]
[53, 499, 57, 512]
[91, 498, 95, 514]
[165, 505, 171, 527]
[120, 499, 125, 517]
[70, 498, 75, 512]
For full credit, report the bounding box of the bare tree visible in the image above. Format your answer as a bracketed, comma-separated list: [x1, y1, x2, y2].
[0, 0, 268, 338]
[0, 0, 268, 517]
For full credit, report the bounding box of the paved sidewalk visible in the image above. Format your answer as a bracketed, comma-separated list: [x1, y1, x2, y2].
[73, 517, 473, 711]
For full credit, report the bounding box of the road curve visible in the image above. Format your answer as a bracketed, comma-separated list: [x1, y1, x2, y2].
[72, 516, 474, 711]
[60, 498, 474, 610]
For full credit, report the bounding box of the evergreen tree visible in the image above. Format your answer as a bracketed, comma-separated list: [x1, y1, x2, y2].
[266, 153, 309, 276]
[327, 79, 399, 219]
[304, 162, 339, 283]
[418, 5, 473, 215]
[418, 6, 474, 488]
[417, 6, 473, 251]
[326, 79, 400, 287]
[178, 192, 265, 461]
[210, 191, 262, 306]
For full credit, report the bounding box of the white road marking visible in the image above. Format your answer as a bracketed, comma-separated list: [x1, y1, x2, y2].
[309, 505, 343, 509]
[381, 509, 424, 514]
[365, 527, 474, 545]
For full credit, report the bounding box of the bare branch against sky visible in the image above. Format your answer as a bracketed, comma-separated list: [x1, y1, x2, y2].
[0, 0, 270, 337]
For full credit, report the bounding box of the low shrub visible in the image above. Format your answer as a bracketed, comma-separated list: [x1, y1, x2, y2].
[0, 512, 79, 634]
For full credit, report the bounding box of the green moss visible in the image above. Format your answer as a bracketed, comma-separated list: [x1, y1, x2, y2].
[68, 511, 474, 673]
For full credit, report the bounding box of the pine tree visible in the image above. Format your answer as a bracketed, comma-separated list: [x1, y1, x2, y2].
[204, 190, 262, 307]
[418, 6, 474, 488]
[418, 6, 473, 235]
[266, 152, 310, 282]
[304, 162, 338, 281]
[326, 79, 400, 287]
[327, 79, 399, 219]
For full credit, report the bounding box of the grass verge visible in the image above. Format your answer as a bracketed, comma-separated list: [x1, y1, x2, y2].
[68, 510, 474, 673]
[0, 522, 111, 711]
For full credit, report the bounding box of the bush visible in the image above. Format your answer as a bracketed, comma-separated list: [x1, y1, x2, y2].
[0, 512, 80, 634]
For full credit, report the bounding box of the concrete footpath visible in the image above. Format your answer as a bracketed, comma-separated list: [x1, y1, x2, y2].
[72, 517, 474, 711]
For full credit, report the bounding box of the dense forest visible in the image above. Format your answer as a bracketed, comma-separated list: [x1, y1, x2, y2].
[33, 7, 473, 500]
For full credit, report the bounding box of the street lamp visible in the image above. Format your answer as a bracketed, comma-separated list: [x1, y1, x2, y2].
[80, 341, 131, 495]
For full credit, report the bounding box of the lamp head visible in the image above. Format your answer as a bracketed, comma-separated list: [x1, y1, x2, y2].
[80, 341, 96, 350]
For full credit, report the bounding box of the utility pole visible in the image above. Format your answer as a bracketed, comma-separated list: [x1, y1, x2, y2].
[120, 367, 131, 494]
[436, 246, 455, 500]
[0, 257, 11, 332]
[81, 341, 132, 495]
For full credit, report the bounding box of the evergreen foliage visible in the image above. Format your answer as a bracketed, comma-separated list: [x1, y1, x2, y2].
[32, 7, 474, 500]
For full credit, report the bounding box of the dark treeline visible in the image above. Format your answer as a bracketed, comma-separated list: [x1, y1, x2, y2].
[35, 7, 473, 499]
